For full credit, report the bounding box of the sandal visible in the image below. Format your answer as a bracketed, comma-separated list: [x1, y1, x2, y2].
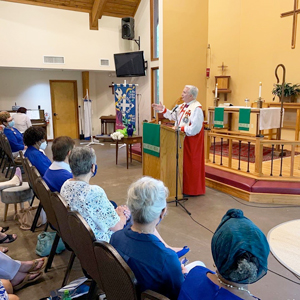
[0, 234, 17, 244]
[0, 227, 9, 233]
[0, 246, 8, 253]
[176, 246, 190, 258]
[27, 258, 47, 273]
[13, 272, 42, 291]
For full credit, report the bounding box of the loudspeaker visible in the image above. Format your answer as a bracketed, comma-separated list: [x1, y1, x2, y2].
[122, 17, 135, 40]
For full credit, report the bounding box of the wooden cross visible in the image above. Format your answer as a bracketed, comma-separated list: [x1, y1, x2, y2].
[218, 62, 228, 75]
[281, 0, 300, 49]
[108, 82, 115, 94]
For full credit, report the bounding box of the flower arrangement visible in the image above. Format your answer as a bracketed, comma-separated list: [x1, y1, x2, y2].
[111, 131, 124, 140]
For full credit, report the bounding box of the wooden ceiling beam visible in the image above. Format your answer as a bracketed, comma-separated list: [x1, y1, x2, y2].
[2, 0, 92, 12]
[89, 0, 107, 30]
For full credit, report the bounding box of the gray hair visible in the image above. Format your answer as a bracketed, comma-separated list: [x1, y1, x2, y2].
[185, 85, 198, 99]
[69, 146, 96, 177]
[127, 177, 169, 224]
[228, 258, 258, 283]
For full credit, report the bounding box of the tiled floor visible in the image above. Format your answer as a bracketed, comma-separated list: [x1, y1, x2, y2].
[1, 141, 300, 299]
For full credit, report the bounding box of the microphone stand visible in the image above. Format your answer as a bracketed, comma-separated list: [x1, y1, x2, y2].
[167, 108, 191, 216]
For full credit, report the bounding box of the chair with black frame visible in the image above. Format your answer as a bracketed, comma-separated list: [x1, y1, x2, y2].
[19, 152, 36, 205]
[0, 134, 22, 179]
[50, 192, 76, 287]
[93, 241, 170, 300]
[34, 174, 60, 272]
[68, 211, 102, 299]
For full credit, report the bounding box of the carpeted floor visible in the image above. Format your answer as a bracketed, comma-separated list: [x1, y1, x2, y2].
[209, 141, 300, 163]
[268, 219, 300, 277]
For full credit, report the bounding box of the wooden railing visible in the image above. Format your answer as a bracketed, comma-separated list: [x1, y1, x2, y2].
[205, 130, 300, 180]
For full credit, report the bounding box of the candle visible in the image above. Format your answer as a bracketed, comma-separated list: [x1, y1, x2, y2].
[215, 83, 218, 98]
[258, 82, 262, 98]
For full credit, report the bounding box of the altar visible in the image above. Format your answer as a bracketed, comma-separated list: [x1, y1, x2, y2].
[208, 106, 283, 137]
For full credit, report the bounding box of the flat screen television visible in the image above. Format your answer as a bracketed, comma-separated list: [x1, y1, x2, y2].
[114, 51, 146, 77]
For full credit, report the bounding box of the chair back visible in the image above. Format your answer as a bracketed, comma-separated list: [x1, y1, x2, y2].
[93, 241, 138, 300]
[50, 192, 74, 250]
[141, 291, 170, 300]
[34, 174, 59, 230]
[68, 211, 101, 285]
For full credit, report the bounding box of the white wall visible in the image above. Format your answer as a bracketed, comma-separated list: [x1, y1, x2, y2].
[0, 1, 128, 70]
[0, 68, 83, 139]
[0, 0, 153, 139]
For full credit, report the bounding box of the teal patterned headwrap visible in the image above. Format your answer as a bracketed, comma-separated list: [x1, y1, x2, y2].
[211, 209, 270, 284]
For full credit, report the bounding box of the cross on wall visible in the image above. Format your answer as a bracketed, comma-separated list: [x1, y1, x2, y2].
[281, 0, 300, 49]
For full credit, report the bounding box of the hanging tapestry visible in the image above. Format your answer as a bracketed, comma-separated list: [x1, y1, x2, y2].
[114, 84, 136, 131]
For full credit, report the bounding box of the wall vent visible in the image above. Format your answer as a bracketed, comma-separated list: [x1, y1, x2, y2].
[43, 56, 65, 64]
[100, 59, 109, 66]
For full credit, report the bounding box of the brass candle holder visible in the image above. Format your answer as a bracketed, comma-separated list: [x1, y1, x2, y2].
[214, 97, 219, 107]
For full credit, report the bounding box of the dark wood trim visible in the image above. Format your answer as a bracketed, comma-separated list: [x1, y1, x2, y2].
[150, 0, 159, 61]
[151, 67, 159, 119]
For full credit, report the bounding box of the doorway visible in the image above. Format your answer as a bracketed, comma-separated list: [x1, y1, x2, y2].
[50, 80, 79, 139]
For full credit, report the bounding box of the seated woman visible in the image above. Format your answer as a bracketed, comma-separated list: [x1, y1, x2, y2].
[61, 147, 129, 242]
[23, 127, 51, 176]
[13, 107, 32, 133]
[0, 111, 26, 156]
[0, 252, 46, 299]
[178, 208, 270, 300]
[110, 177, 185, 300]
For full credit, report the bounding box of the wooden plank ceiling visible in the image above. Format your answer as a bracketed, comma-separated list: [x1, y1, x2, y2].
[2, 0, 141, 30]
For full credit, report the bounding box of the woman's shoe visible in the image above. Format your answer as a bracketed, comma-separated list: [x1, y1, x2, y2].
[176, 246, 190, 258]
[0, 226, 9, 233]
[0, 234, 17, 244]
[13, 272, 42, 291]
[0, 246, 8, 253]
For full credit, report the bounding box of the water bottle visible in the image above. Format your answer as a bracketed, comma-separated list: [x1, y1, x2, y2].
[62, 290, 71, 300]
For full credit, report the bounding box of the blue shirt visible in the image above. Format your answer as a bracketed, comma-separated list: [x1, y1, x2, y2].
[3, 127, 24, 153]
[110, 227, 184, 300]
[25, 146, 51, 176]
[43, 168, 72, 192]
[178, 266, 248, 300]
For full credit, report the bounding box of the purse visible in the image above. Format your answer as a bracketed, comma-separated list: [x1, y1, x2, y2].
[14, 206, 47, 230]
[36, 231, 66, 257]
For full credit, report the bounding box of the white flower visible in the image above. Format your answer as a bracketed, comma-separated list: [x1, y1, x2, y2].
[111, 132, 124, 140]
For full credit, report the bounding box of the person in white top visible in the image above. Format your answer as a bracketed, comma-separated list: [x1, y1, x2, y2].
[13, 107, 32, 133]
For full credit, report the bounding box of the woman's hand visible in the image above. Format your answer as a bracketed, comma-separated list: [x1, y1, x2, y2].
[152, 102, 165, 112]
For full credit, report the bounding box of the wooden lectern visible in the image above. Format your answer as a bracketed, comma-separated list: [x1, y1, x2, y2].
[143, 124, 185, 200]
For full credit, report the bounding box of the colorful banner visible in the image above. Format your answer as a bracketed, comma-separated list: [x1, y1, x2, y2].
[114, 84, 136, 131]
[214, 107, 225, 128]
[238, 108, 251, 131]
[143, 123, 160, 157]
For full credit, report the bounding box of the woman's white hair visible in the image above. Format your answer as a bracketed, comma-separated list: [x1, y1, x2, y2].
[185, 85, 198, 99]
[127, 176, 169, 224]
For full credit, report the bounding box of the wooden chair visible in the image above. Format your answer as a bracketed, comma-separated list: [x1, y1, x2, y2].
[19, 152, 36, 206]
[93, 241, 138, 300]
[0, 134, 22, 179]
[50, 192, 76, 287]
[34, 175, 60, 272]
[68, 211, 101, 299]
[93, 241, 170, 300]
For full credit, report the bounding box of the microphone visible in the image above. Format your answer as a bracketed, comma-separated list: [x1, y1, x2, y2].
[171, 105, 179, 114]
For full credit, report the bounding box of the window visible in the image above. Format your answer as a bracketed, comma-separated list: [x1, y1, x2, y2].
[151, 67, 159, 118]
[150, 0, 159, 60]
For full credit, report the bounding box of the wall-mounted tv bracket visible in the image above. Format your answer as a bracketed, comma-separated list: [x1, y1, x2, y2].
[134, 36, 140, 50]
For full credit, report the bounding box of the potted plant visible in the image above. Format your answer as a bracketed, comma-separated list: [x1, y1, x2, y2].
[272, 82, 300, 102]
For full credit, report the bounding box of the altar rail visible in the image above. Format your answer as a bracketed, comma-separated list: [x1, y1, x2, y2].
[205, 130, 300, 180]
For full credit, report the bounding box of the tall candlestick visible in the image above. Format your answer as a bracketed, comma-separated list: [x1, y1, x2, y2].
[215, 83, 218, 98]
[258, 82, 262, 98]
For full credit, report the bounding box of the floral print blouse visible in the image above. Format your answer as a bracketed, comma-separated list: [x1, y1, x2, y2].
[61, 180, 120, 242]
